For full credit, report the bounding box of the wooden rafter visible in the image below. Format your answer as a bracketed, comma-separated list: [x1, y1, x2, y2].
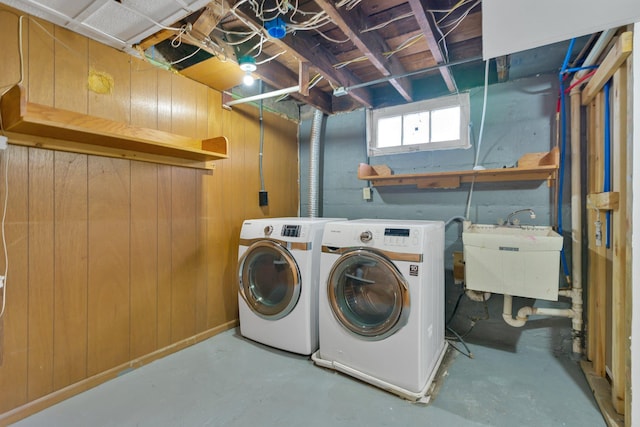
[313, 0, 413, 103]
[407, 0, 457, 92]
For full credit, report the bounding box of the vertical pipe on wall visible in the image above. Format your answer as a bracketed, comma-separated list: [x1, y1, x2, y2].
[603, 80, 611, 248]
[570, 90, 583, 354]
[308, 108, 323, 218]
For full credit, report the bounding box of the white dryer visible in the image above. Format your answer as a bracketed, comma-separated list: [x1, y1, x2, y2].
[313, 219, 446, 401]
[238, 217, 343, 355]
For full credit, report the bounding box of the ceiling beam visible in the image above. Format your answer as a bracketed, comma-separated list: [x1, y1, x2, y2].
[257, 60, 333, 114]
[407, 0, 457, 93]
[233, 3, 373, 108]
[496, 55, 510, 82]
[313, 0, 413, 103]
[191, 1, 229, 37]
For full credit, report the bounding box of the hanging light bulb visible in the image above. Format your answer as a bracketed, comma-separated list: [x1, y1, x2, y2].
[238, 55, 257, 87]
[243, 71, 255, 86]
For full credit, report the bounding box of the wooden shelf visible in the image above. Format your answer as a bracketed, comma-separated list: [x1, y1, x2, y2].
[358, 148, 559, 189]
[0, 85, 228, 170]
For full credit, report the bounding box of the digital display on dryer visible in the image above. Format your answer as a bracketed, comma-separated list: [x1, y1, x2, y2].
[384, 228, 410, 237]
[281, 225, 301, 237]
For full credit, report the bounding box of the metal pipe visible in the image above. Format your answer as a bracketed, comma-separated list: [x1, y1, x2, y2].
[258, 80, 265, 192]
[308, 109, 323, 218]
[225, 85, 301, 106]
[344, 56, 482, 92]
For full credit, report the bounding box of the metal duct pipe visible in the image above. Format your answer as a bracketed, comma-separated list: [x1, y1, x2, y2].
[308, 109, 323, 218]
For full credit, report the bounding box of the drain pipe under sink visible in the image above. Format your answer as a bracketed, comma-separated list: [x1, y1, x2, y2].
[502, 294, 575, 327]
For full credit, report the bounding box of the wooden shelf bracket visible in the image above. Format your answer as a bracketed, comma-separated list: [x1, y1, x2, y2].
[358, 148, 559, 189]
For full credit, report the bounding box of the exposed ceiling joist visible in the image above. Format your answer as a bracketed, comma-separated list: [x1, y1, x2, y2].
[313, 0, 413, 103]
[407, 0, 458, 93]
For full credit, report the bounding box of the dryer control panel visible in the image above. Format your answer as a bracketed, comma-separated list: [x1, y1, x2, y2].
[383, 227, 418, 247]
[281, 224, 301, 237]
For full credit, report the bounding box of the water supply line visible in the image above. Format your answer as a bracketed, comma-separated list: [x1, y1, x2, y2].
[502, 295, 575, 328]
[308, 109, 323, 218]
[561, 30, 611, 353]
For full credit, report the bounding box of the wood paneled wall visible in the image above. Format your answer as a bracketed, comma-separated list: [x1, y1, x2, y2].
[0, 8, 298, 422]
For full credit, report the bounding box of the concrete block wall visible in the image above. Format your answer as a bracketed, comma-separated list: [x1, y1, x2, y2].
[299, 73, 568, 270]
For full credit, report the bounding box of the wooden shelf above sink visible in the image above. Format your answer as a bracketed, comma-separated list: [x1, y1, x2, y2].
[0, 85, 228, 170]
[358, 148, 559, 189]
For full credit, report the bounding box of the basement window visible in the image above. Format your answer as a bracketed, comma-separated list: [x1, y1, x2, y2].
[367, 93, 471, 156]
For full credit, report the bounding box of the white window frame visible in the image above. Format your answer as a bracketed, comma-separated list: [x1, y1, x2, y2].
[367, 92, 471, 156]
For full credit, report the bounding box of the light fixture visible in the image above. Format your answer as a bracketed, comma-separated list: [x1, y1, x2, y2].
[239, 55, 257, 87]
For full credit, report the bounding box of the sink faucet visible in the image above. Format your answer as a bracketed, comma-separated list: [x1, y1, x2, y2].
[506, 208, 536, 225]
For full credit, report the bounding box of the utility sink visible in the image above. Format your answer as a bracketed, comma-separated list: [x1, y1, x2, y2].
[462, 223, 563, 301]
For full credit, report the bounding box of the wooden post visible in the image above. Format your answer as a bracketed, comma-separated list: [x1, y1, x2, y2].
[587, 98, 597, 362]
[610, 64, 627, 415]
[587, 92, 607, 377]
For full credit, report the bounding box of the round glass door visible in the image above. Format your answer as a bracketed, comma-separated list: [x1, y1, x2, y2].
[238, 240, 301, 320]
[328, 249, 410, 340]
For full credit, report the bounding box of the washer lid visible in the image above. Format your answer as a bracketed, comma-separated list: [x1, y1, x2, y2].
[327, 249, 410, 340]
[238, 240, 301, 320]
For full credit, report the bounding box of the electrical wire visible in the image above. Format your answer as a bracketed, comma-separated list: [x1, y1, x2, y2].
[169, 47, 202, 65]
[314, 28, 350, 44]
[334, 56, 368, 69]
[255, 50, 287, 65]
[308, 74, 324, 90]
[435, 0, 473, 24]
[446, 326, 473, 358]
[384, 33, 424, 59]
[0, 12, 21, 318]
[464, 59, 489, 220]
[361, 12, 414, 33]
[0, 149, 8, 319]
[438, 0, 480, 44]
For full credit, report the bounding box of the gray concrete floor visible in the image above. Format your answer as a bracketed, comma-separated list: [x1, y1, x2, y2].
[13, 286, 606, 427]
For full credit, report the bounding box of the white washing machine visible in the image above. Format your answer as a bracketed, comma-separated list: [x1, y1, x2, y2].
[238, 217, 344, 355]
[313, 219, 446, 402]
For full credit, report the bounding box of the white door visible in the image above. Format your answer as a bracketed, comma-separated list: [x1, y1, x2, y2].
[238, 240, 301, 320]
[327, 249, 410, 340]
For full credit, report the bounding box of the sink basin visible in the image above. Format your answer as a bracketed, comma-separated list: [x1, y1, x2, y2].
[462, 224, 563, 300]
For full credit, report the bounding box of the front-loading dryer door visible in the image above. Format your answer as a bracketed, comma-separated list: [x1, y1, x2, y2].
[327, 249, 410, 340]
[239, 240, 301, 320]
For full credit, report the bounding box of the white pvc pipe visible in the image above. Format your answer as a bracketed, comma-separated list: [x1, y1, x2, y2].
[571, 29, 616, 84]
[569, 91, 583, 354]
[225, 85, 301, 106]
[502, 294, 575, 328]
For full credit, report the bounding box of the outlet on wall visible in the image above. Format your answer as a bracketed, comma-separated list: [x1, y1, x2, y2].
[362, 187, 372, 200]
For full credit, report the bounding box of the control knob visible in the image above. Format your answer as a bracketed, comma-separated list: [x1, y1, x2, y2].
[264, 225, 273, 236]
[360, 230, 373, 243]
